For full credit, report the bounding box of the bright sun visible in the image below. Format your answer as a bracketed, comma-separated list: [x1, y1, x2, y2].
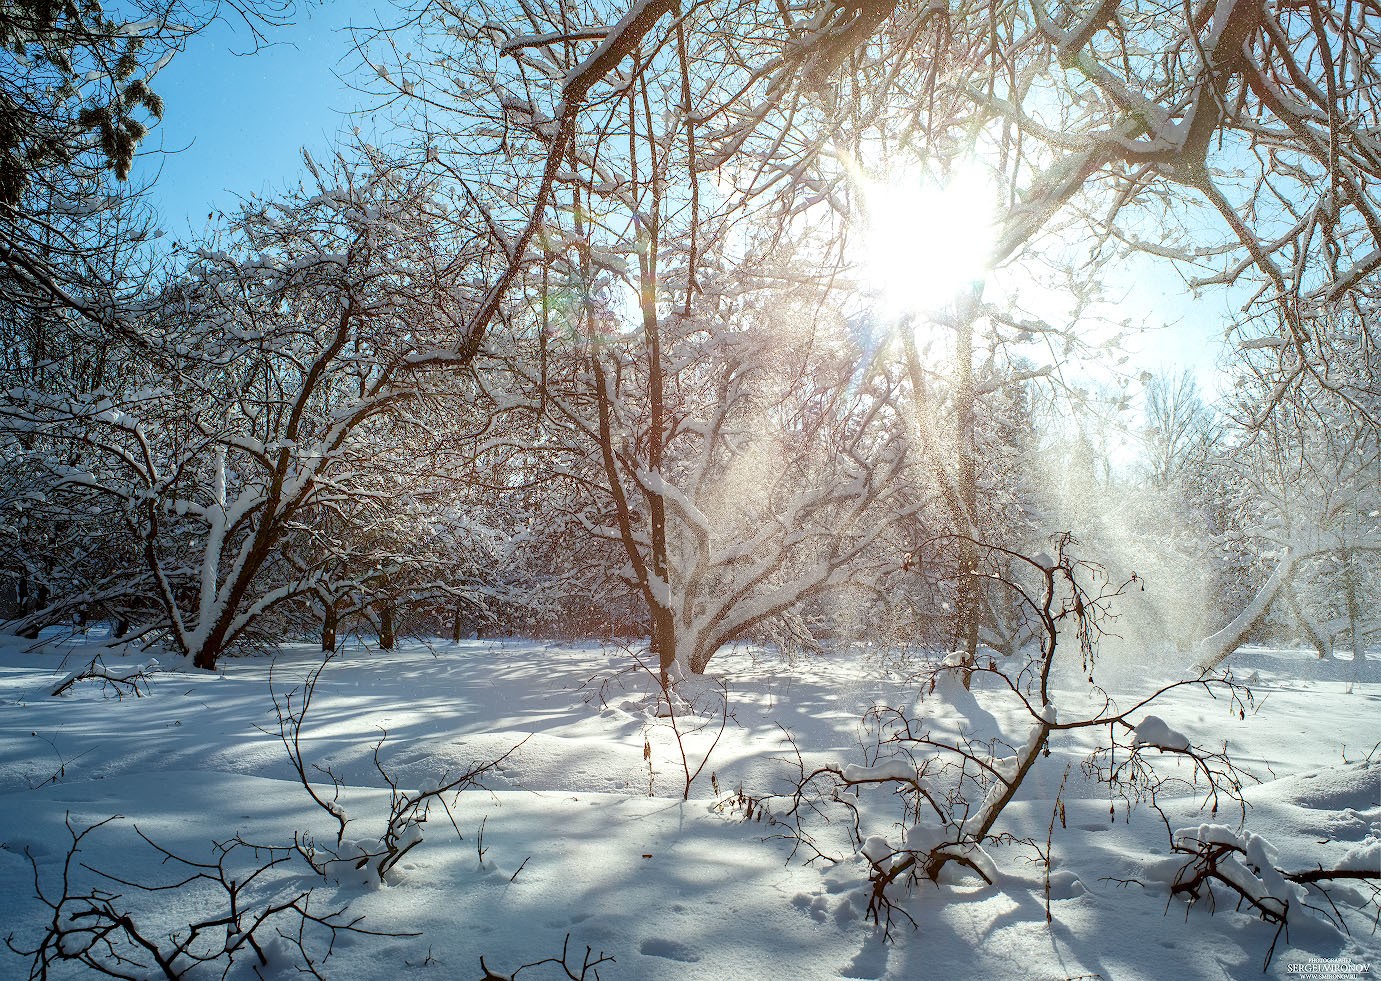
[857, 166, 998, 318]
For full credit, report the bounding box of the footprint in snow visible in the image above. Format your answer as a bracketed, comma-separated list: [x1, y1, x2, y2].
[1047, 870, 1087, 899]
[839, 936, 889, 979]
[547, 911, 591, 929]
[639, 938, 701, 962]
[1, 837, 48, 858]
[791, 891, 830, 922]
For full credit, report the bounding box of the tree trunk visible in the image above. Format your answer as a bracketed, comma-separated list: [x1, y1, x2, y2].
[1196, 551, 1292, 672]
[321, 602, 337, 653]
[14, 581, 50, 638]
[451, 606, 463, 644]
[651, 605, 677, 684]
[379, 603, 396, 651]
[1344, 548, 1364, 662]
[638, 138, 676, 686]
[1283, 580, 1331, 659]
[953, 291, 981, 688]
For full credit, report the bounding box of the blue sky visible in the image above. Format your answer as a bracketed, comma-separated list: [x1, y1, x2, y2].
[137, 2, 383, 234]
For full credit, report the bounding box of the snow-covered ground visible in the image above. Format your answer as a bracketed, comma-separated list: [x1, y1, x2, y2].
[0, 632, 1376, 979]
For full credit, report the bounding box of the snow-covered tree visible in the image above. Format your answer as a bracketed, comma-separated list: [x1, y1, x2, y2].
[532, 257, 913, 678]
[0, 153, 514, 666]
[1197, 366, 1381, 669]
